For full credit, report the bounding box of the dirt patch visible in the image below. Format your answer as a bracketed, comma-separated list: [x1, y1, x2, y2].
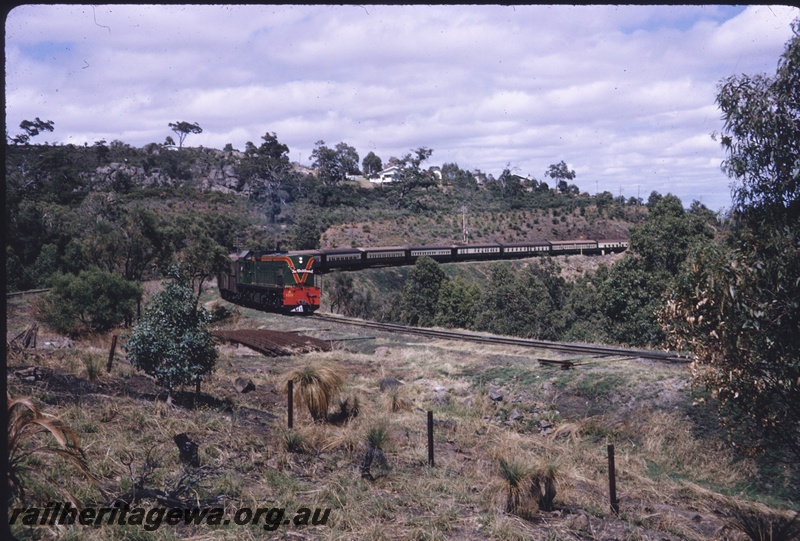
[212, 328, 332, 356]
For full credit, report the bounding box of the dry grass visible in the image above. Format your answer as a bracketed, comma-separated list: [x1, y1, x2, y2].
[6, 291, 797, 540]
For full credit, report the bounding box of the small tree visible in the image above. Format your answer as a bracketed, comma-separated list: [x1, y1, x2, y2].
[124, 279, 217, 401]
[398, 256, 447, 326]
[362, 151, 383, 178]
[38, 268, 142, 336]
[168, 121, 203, 150]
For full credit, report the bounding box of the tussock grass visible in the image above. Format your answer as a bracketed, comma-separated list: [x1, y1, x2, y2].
[7, 303, 796, 540]
[286, 359, 346, 422]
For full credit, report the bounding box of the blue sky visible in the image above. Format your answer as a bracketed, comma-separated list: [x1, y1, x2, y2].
[5, 4, 798, 211]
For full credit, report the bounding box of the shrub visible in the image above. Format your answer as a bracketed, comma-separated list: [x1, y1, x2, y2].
[37, 268, 142, 336]
[124, 280, 217, 397]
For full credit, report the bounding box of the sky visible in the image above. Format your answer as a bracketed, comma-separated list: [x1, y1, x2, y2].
[5, 4, 799, 212]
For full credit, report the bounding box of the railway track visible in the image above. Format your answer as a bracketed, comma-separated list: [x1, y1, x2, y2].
[313, 313, 691, 364]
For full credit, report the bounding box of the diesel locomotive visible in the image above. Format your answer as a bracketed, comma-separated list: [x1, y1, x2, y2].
[218, 251, 321, 313]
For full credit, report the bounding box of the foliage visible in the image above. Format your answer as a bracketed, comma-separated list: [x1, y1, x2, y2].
[662, 22, 800, 461]
[598, 256, 669, 347]
[7, 397, 95, 503]
[435, 277, 481, 328]
[237, 131, 295, 222]
[9, 117, 55, 145]
[311, 140, 360, 186]
[290, 214, 322, 250]
[168, 120, 203, 150]
[287, 363, 345, 422]
[663, 230, 799, 459]
[362, 151, 383, 177]
[472, 263, 537, 338]
[384, 147, 437, 209]
[124, 279, 218, 394]
[600, 193, 714, 347]
[361, 421, 391, 480]
[629, 193, 713, 274]
[531, 462, 559, 512]
[399, 256, 448, 326]
[170, 232, 230, 306]
[715, 22, 800, 219]
[498, 457, 535, 517]
[38, 268, 142, 336]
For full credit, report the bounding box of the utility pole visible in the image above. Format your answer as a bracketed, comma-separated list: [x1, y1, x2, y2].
[461, 205, 468, 243]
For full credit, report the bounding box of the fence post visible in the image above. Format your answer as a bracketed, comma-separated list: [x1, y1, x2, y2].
[288, 380, 294, 429]
[106, 335, 118, 373]
[608, 444, 619, 514]
[427, 410, 434, 467]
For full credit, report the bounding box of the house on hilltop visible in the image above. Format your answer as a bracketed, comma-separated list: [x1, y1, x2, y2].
[371, 165, 402, 184]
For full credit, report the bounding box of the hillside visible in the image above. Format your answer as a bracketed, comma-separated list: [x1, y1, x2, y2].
[7, 290, 797, 540]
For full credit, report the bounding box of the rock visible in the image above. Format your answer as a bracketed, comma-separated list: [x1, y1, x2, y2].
[374, 347, 391, 357]
[431, 391, 450, 407]
[173, 433, 200, 467]
[566, 513, 591, 533]
[234, 377, 255, 393]
[379, 377, 403, 392]
[433, 418, 457, 431]
[509, 408, 524, 422]
[489, 390, 503, 402]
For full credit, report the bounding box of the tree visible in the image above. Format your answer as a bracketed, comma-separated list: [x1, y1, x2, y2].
[486, 167, 525, 201]
[662, 22, 800, 460]
[236, 132, 293, 222]
[171, 233, 230, 307]
[435, 277, 481, 329]
[630, 193, 713, 275]
[545, 161, 576, 185]
[38, 268, 142, 336]
[598, 193, 712, 347]
[10, 117, 54, 145]
[311, 140, 360, 186]
[168, 121, 203, 150]
[291, 215, 322, 251]
[386, 147, 436, 209]
[124, 278, 218, 399]
[362, 151, 383, 178]
[398, 256, 447, 326]
[472, 263, 536, 337]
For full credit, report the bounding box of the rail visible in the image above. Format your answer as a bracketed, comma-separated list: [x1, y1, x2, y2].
[313, 313, 691, 363]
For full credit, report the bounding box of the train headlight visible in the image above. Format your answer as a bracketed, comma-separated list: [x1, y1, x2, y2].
[299, 257, 304, 264]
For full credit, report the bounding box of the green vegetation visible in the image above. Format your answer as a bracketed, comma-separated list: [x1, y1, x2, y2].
[37, 268, 142, 336]
[662, 22, 800, 462]
[123, 277, 218, 397]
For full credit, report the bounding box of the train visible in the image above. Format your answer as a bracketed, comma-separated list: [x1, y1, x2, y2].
[217, 239, 628, 314]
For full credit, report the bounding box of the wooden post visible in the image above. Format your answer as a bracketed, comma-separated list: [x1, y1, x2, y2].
[106, 335, 118, 372]
[288, 380, 294, 429]
[427, 410, 434, 467]
[607, 444, 619, 514]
